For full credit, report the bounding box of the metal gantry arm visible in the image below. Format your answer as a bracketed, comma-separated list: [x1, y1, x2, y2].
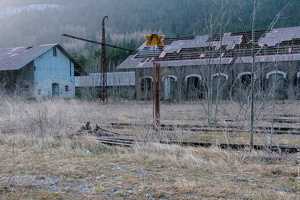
[61, 34, 134, 52]
[62, 16, 134, 102]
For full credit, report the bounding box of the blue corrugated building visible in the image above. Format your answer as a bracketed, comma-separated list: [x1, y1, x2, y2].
[0, 43, 85, 98]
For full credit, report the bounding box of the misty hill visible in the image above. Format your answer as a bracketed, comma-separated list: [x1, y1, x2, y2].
[0, 0, 299, 57]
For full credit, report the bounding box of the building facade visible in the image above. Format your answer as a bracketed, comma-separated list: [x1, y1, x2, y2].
[0, 43, 85, 98]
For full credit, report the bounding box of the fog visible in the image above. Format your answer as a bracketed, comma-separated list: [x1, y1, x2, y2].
[0, 0, 298, 54]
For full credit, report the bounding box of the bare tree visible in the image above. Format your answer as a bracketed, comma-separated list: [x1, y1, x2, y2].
[200, 0, 233, 124]
[226, 0, 293, 149]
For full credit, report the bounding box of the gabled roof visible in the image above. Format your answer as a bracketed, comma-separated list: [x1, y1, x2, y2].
[0, 43, 86, 75]
[117, 26, 300, 69]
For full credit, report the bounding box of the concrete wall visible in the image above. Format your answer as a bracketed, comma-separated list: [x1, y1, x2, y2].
[135, 61, 300, 101]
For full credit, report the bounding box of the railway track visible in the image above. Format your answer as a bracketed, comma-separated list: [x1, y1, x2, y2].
[92, 136, 300, 153]
[110, 122, 300, 135]
[92, 137, 134, 147]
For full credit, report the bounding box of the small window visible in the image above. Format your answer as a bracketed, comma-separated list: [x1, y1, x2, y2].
[65, 85, 69, 92]
[37, 89, 41, 95]
[53, 48, 57, 57]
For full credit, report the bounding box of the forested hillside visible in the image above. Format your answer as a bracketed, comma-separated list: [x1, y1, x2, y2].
[0, 0, 299, 69]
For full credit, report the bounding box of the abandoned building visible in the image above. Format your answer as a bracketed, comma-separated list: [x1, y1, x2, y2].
[0, 43, 85, 98]
[117, 26, 300, 101]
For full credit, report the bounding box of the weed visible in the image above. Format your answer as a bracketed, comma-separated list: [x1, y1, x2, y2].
[115, 192, 125, 197]
[94, 187, 108, 194]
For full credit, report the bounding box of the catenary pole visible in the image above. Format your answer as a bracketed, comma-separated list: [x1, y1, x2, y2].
[250, 0, 257, 151]
[101, 16, 108, 103]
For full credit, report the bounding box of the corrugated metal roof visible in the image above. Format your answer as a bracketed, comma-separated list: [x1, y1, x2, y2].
[0, 43, 86, 75]
[117, 55, 144, 69]
[163, 35, 210, 53]
[134, 46, 160, 58]
[259, 26, 300, 47]
[75, 72, 135, 87]
[117, 26, 300, 70]
[0, 44, 56, 70]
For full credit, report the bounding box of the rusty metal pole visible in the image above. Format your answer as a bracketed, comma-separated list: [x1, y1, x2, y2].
[153, 62, 160, 132]
[144, 34, 164, 133]
[101, 16, 108, 103]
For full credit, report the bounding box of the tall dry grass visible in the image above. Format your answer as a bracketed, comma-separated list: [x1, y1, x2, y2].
[0, 97, 299, 199]
[0, 97, 159, 153]
[0, 97, 111, 151]
[0, 96, 300, 149]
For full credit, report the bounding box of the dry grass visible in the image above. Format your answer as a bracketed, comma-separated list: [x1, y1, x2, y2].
[0, 97, 299, 199]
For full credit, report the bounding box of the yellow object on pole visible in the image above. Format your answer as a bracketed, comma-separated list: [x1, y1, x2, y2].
[145, 34, 165, 46]
[144, 34, 164, 134]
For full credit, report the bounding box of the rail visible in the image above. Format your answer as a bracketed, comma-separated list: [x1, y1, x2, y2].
[110, 122, 300, 135]
[91, 136, 300, 153]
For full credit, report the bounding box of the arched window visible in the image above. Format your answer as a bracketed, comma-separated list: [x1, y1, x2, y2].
[163, 75, 177, 100]
[185, 74, 203, 100]
[236, 72, 253, 101]
[141, 77, 152, 92]
[212, 73, 228, 100]
[295, 72, 300, 99]
[296, 72, 300, 87]
[140, 77, 152, 100]
[238, 72, 252, 88]
[266, 71, 287, 100]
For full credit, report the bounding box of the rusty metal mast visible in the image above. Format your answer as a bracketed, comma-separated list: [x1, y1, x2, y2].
[101, 16, 108, 102]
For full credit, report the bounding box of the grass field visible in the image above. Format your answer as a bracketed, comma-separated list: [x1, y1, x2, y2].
[0, 98, 299, 199]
